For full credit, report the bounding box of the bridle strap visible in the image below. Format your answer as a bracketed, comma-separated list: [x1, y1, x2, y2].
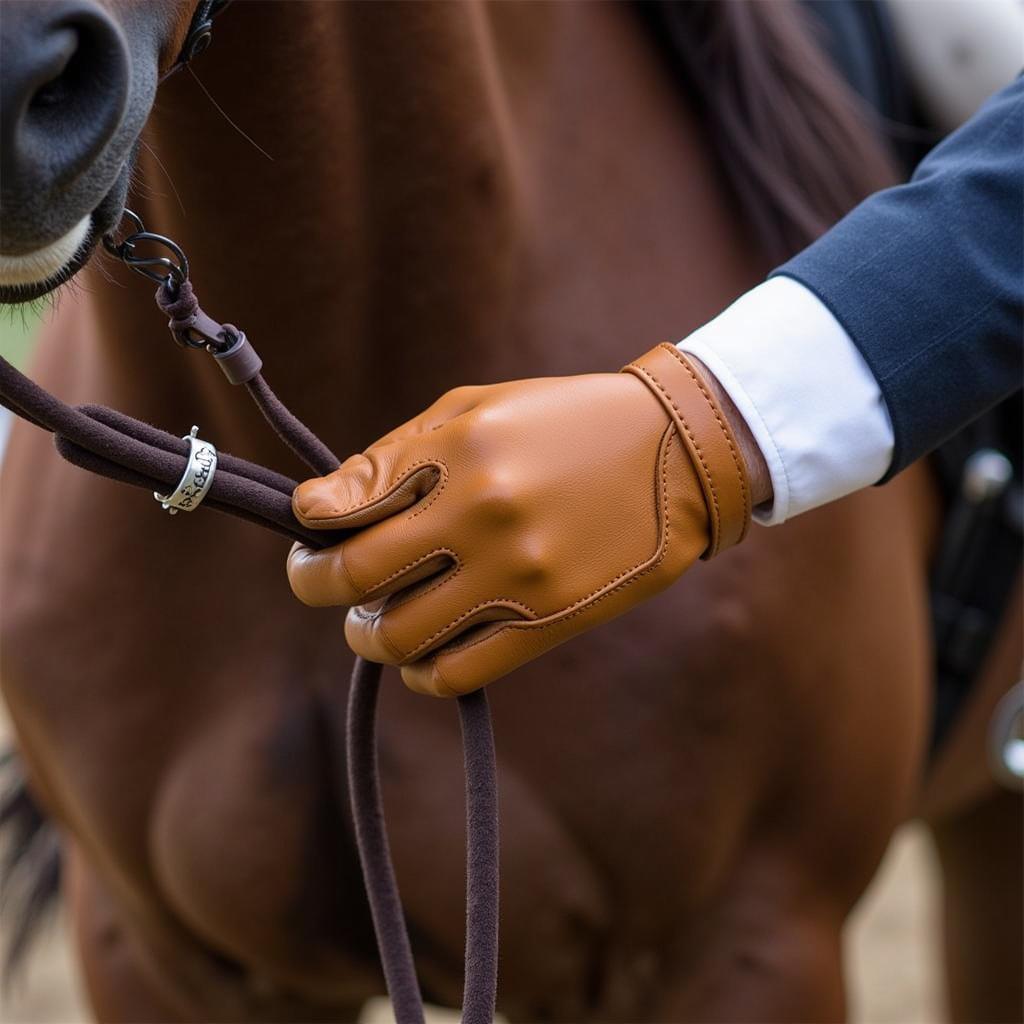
[165, 0, 233, 78]
[0, 279, 499, 1023]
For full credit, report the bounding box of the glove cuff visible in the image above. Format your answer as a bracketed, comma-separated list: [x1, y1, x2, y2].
[623, 343, 752, 557]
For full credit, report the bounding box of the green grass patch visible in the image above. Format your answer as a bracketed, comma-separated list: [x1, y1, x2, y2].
[0, 309, 41, 371]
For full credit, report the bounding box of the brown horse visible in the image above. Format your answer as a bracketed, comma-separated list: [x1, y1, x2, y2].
[1, 2, 1020, 1021]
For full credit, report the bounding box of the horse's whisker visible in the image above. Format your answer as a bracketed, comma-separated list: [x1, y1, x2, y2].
[187, 67, 274, 162]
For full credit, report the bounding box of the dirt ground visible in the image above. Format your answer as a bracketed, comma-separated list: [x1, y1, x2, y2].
[0, 693, 944, 1024]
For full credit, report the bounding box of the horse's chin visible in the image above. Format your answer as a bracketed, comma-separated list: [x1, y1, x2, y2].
[0, 163, 131, 306]
[0, 216, 93, 304]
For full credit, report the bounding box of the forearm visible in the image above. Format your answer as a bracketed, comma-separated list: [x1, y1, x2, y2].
[773, 76, 1023, 477]
[678, 276, 894, 524]
[676, 79, 1023, 524]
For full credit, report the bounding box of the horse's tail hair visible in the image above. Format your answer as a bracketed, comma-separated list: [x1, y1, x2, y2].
[644, 0, 899, 264]
[0, 746, 62, 987]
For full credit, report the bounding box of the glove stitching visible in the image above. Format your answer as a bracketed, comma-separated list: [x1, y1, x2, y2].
[661, 343, 750, 539]
[299, 458, 448, 522]
[408, 461, 449, 519]
[628, 361, 722, 556]
[362, 547, 459, 600]
[401, 595, 540, 661]
[424, 424, 675, 668]
[383, 560, 462, 613]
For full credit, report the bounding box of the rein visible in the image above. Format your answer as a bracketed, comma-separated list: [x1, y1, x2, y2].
[0, 215, 499, 1023]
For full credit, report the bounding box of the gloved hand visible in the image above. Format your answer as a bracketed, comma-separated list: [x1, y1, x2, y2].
[287, 344, 752, 696]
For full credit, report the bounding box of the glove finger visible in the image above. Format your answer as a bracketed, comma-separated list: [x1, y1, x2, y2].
[399, 575, 671, 696]
[293, 442, 443, 531]
[287, 493, 456, 607]
[344, 569, 531, 665]
[398, 620, 557, 697]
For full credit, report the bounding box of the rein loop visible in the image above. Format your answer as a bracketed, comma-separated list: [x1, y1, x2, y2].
[0, 210, 499, 1023]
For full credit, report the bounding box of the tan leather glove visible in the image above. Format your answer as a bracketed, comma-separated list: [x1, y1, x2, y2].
[288, 344, 751, 696]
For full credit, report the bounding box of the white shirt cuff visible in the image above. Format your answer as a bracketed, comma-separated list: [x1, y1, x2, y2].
[678, 276, 895, 525]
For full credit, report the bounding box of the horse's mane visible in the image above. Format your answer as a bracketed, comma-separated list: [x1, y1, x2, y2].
[643, 0, 898, 264]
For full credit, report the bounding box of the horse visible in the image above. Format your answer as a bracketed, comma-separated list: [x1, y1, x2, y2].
[0, 1, 1019, 1020]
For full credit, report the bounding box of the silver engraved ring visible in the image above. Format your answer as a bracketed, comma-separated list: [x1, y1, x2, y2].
[154, 425, 218, 515]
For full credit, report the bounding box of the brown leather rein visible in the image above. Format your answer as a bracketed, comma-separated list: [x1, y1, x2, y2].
[0, 214, 499, 1023]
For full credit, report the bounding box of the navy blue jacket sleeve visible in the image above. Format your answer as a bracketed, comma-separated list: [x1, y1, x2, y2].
[772, 77, 1023, 479]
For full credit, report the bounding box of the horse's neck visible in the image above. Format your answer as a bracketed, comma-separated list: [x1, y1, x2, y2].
[76, 1, 759, 472]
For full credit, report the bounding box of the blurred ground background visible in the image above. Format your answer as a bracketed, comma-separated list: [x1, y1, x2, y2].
[0, 831, 946, 1024]
[1, 313, 944, 1024]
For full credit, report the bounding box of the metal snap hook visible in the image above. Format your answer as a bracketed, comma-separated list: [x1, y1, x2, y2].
[101, 208, 146, 255]
[103, 209, 190, 291]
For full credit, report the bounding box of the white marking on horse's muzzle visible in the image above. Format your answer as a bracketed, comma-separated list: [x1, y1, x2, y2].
[0, 215, 90, 287]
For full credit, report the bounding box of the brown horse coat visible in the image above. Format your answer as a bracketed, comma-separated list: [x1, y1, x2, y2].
[1, 3, 1019, 1021]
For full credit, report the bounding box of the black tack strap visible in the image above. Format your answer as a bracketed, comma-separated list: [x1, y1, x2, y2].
[166, 0, 232, 76]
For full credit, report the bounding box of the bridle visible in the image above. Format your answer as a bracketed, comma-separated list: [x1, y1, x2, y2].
[171, 0, 233, 72]
[0, 5, 500, 1022]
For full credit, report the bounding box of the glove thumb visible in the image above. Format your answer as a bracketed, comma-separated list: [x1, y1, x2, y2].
[293, 448, 442, 530]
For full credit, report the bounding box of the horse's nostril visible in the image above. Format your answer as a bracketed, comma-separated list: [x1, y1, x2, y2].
[26, 19, 118, 127]
[0, 0, 129, 250]
[29, 42, 79, 110]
